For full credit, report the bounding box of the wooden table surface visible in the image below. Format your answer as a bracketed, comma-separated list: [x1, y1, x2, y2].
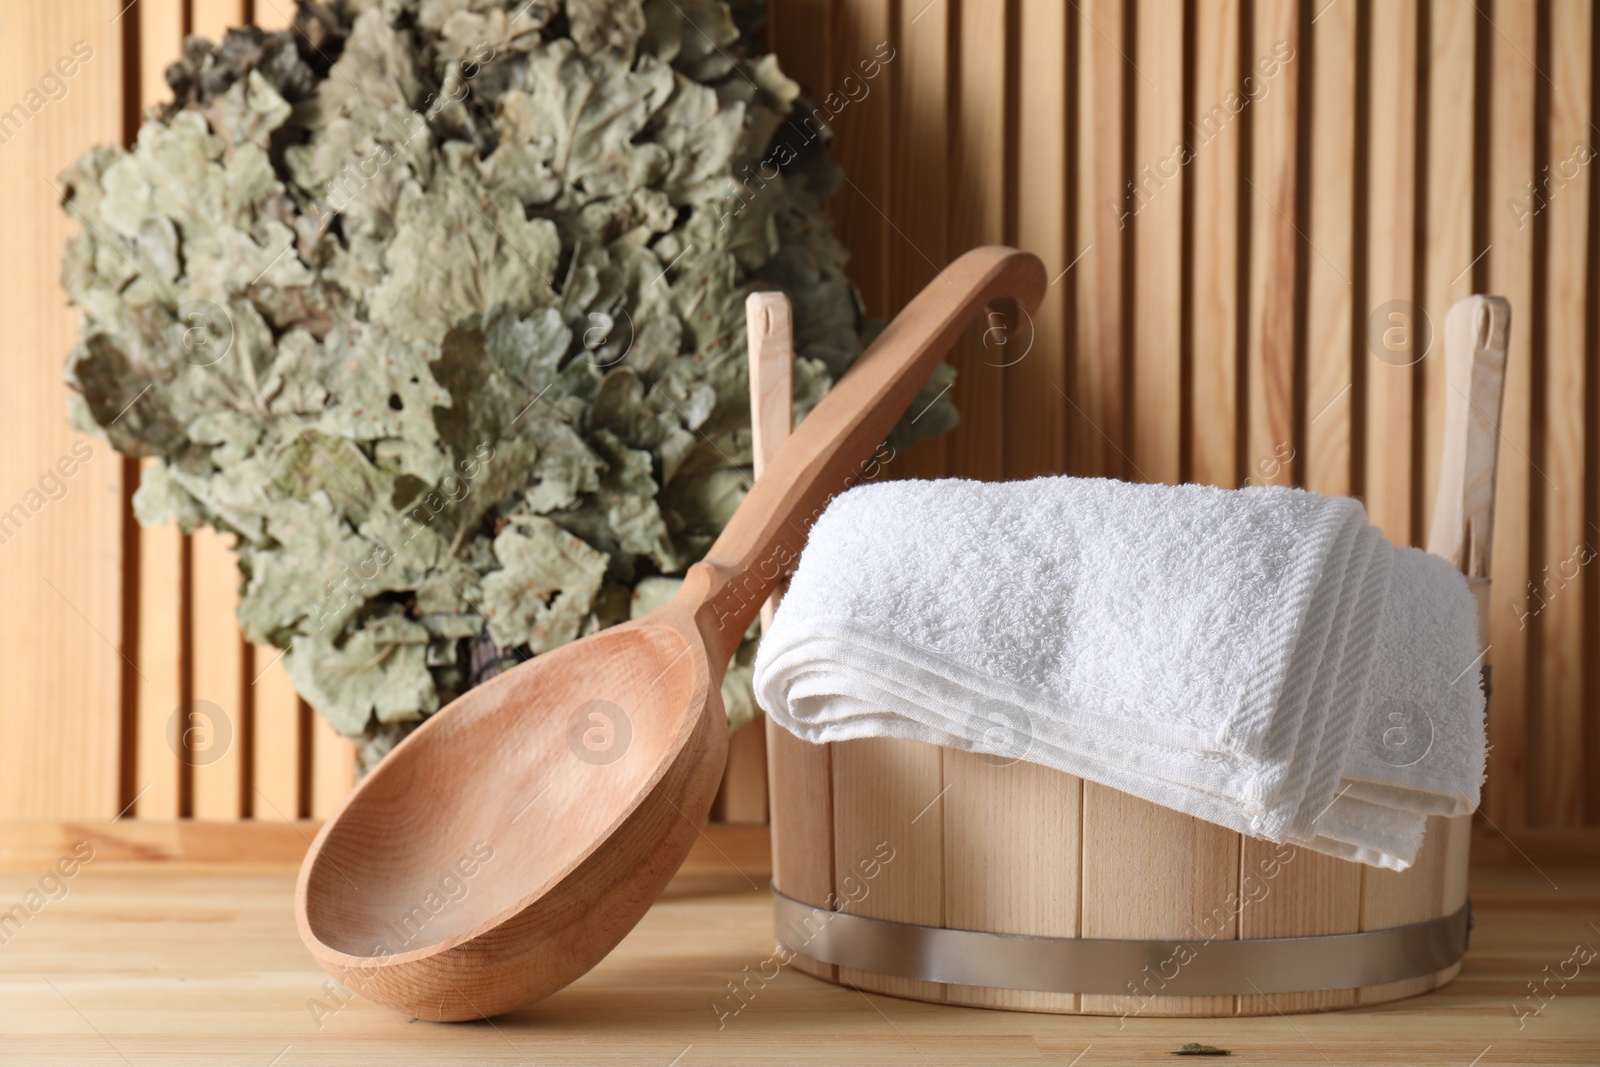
[0, 828, 1595, 1066]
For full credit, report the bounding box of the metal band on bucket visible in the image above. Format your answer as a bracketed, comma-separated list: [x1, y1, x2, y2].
[773, 888, 1471, 996]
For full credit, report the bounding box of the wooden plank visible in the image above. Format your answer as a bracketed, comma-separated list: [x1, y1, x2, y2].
[740, 298, 807, 901]
[179, 0, 252, 829]
[1070, 0, 1128, 479]
[1590, 7, 1600, 831]
[1303, 0, 1356, 497]
[0, 820, 315, 867]
[713, 291, 796, 826]
[138, 0, 182, 112]
[1427, 298, 1510, 575]
[765, 721, 835, 983]
[831, 0, 892, 322]
[1079, 785, 1239, 1016]
[134, 468, 182, 820]
[1362, 0, 1420, 543]
[1468, 821, 1600, 867]
[130, 0, 186, 821]
[0, 857, 1596, 1057]
[1005, 0, 1069, 480]
[1356, 814, 1450, 1004]
[0, 855, 1595, 1054]
[1188, 0, 1242, 489]
[831, 738, 945, 1003]
[250, 649, 299, 822]
[251, 0, 295, 32]
[1243, 0, 1300, 490]
[769, 1, 832, 113]
[188, 529, 247, 820]
[1441, 581, 1492, 915]
[240, 0, 306, 831]
[1532, 0, 1591, 827]
[885, 0, 951, 482]
[0, 1, 128, 819]
[1131, 0, 1183, 486]
[947, 0, 1008, 481]
[1419, 0, 1479, 540]
[941, 753, 1080, 1012]
[0, 820, 772, 874]
[190, 0, 244, 43]
[308, 709, 355, 819]
[1484, 0, 1536, 831]
[1235, 843, 1361, 1013]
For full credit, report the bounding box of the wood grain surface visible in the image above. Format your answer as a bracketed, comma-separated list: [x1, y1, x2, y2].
[0, 833, 1592, 1065]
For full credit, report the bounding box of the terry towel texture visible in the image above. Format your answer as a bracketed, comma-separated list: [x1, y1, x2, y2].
[753, 476, 1487, 870]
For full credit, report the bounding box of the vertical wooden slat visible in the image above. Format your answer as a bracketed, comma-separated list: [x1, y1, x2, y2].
[190, 0, 241, 43]
[1484, 0, 1537, 831]
[1356, 818, 1449, 1006]
[714, 292, 795, 826]
[770, 0, 831, 96]
[1303, 0, 1356, 497]
[134, 460, 182, 819]
[833, 738, 945, 1002]
[237, 0, 305, 824]
[1588, 6, 1600, 830]
[179, 0, 249, 822]
[1071, 0, 1129, 480]
[1362, 0, 1419, 543]
[138, 0, 182, 106]
[251, 652, 300, 822]
[948, 0, 1009, 481]
[714, 725, 769, 824]
[132, 0, 187, 820]
[1243, 0, 1300, 489]
[189, 530, 247, 819]
[887, 0, 952, 482]
[1418, 0, 1478, 540]
[941, 756, 1079, 1012]
[1006, 0, 1069, 480]
[309, 710, 356, 819]
[252, 0, 294, 31]
[765, 724, 835, 982]
[1189, 0, 1243, 489]
[1235, 846, 1360, 1012]
[1532, 0, 1591, 827]
[0, 1, 128, 819]
[1079, 786, 1239, 1016]
[832, 0, 892, 323]
[1131, 0, 1184, 486]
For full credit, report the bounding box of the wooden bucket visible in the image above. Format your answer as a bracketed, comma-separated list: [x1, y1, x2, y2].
[750, 290, 1508, 1016]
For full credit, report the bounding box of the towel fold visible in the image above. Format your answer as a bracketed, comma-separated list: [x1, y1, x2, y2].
[753, 476, 1487, 870]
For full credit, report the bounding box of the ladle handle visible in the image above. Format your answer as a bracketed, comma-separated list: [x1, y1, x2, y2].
[684, 245, 1048, 660]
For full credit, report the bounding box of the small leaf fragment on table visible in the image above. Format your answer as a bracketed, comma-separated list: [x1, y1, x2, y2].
[1172, 1043, 1231, 1056]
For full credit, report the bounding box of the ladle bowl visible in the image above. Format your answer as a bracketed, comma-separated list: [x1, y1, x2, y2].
[296, 246, 1047, 1020]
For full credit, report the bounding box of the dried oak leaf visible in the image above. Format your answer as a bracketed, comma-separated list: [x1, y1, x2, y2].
[480, 515, 608, 651]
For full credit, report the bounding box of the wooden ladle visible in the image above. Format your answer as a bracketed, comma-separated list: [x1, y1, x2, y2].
[295, 246, 1047, 1020]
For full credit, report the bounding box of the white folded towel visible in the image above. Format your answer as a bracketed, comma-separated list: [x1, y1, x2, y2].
[753, 476, 1487, 870]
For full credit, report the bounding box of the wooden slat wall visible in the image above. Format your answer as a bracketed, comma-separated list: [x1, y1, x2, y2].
[0, 0, 354, 827]
[784, 0, 1600, 842]
[0, 2, 129, 820]
[4, 0, 1599, 842]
